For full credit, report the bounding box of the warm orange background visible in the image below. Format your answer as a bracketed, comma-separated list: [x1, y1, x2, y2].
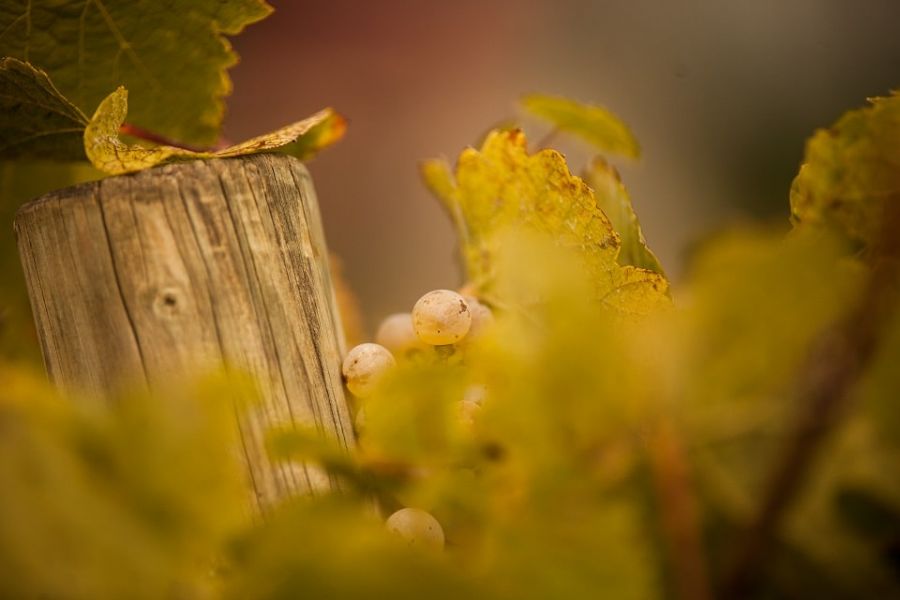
[225, 1, 900, 331]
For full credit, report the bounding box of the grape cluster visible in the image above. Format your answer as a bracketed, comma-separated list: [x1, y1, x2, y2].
[340, 288, 495, 549]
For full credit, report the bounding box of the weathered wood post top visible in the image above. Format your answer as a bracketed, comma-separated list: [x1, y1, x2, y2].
[15, 153, 354, 510]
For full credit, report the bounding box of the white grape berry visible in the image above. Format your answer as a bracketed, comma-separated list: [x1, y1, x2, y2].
[462, 296, 494, 341]
[375, 313, 426, 356]
[385, 508, 445, 550]
[341, 343, 395, 398]
[457, 400, 482, 428]
[412, 290, 471, 345]
[463, 383, 487, 406]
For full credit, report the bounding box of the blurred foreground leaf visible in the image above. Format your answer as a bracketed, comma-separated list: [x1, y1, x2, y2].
[224, 500, 478, 600]
[0, 367, 249, 599]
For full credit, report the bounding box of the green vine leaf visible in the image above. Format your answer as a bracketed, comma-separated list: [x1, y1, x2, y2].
[85, 87, 345, 174]
[0, 58, 88, 160]
[0, 0, 272, 146]
[421, 129, 668, 315]
[790, 91, 900, 251]
[583, 156, 664, 274]
[521, 94, 640, 158]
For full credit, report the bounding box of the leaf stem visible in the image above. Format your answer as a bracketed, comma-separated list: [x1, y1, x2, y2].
[118, 122, 210, 153]
[647, 418, 713, 600]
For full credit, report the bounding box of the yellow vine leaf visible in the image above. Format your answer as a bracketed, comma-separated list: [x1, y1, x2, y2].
[521, 94, 640, 158]
[84, 87, 346, 175]
[583, 156, 664, 274]
[421, 129, 668, 315]
[790, 91, 900, 250]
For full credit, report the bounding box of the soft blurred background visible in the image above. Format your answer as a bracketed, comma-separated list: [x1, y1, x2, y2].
[224, 0, 900, 331]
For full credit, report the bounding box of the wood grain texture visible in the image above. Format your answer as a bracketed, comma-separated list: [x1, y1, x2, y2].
[15, 154, 354, 510]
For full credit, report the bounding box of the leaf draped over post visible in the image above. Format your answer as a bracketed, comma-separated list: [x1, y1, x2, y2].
[790, 91, 900, 251]
[421, 129, 668, 315]
[521, 94, 640, 158]
[0, 58, 88, 160]
[84, 87, 346, 174]
[0, 0, 272, 146]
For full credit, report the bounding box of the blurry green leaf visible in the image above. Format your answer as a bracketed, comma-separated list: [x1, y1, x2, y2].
[421, 130, 668, 315]
[85, 87, 345, 174]
[781, 415, 900, 595]
[224, 499, 479, 600]
[0, 367, 248, 599]
[521, 93, 640, 158]
[680, 230, 863, 499]
[674, 227, 900, 594]
[790, 92, 900, 250]
[0, 58, 88, 160]
[583, 156, 664, 274]
[834, 486, 900, 544]
[0, 0, 272, 146]
[857, 309, 900, 446]
[267, 426, 389, 498]
[361, 363, 469, 466]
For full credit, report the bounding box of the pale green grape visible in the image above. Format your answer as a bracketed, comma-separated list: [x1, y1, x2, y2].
[461, 296, 495, 341]
[341, 343, 395, 398]
[457, 400, 482, 428]
[412, 290, 472, 345]
[385, 508, 445, 551]
[375, 313, 427, 356]
[463, 383, 487, 406]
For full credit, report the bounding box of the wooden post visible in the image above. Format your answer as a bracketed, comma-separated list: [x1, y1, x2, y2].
[14, 154, 354, 511]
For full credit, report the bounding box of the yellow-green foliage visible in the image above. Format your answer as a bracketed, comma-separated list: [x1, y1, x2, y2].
[0, 367, 248, 598]
[1, 91, 899, 600]
[583, 157, 664, 274]
[791, 91, 900, 250]
[520, 93, 641, 158]
[420, 130, 668, 315]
